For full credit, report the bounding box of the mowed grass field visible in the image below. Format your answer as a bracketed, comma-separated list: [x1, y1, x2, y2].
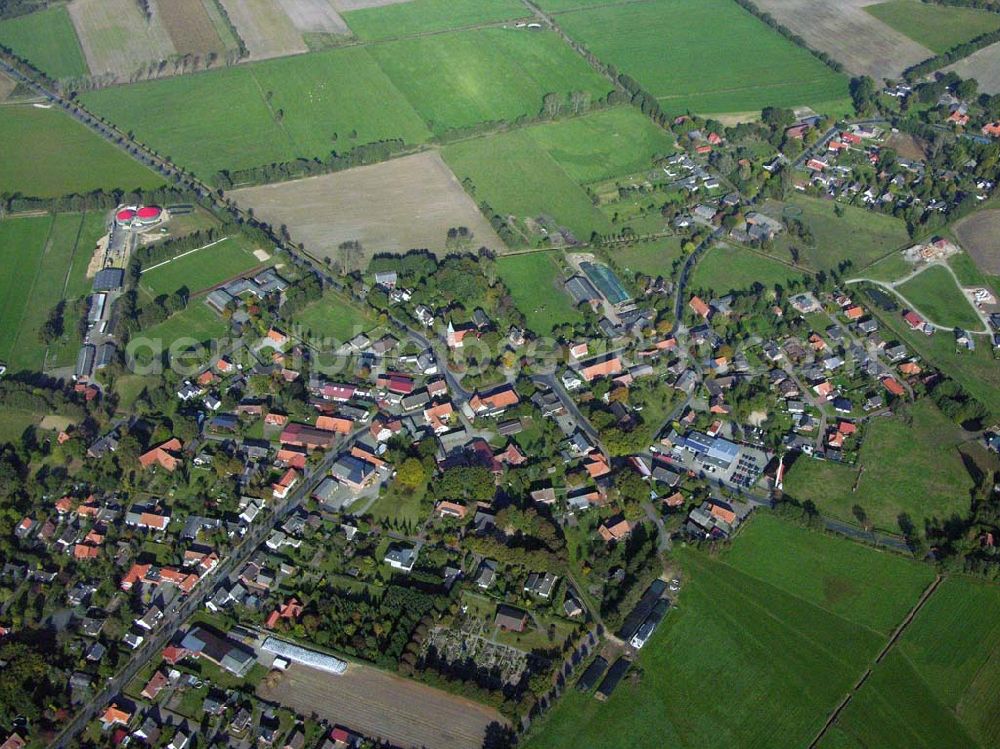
[82, 46, 431, 178]
[765, 194, 911, 273]
[611, 236, 685, 278]
[137, 302, 227, 353]
[525, 107, 676, 184]
[445, 130, 611, 242]
[497, 252, 583, 334]
[526, 514, 933, 749]
[691, 243, 809, 294]
[0, 106, 164, 197]
[368, 28, 611, 135]
[0, 213, 106, 372]
[343, 0, 529, 40]
[295, 292, 374, 342]
[443, 108, 671, 242]
[785, 400, 975, 534]
[138, 237, 267, 298]
[553, 0, 850, 115]
[865, 0, 1000, 54]
[896, 265, 982, 330]
[0, 5, 88, 79]
[826, 577, 1000, 748]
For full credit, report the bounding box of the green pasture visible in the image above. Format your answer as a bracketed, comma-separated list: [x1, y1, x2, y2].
[294, 293, 374, 343]
[0, 5, 88, 79]
[343, 0, 529, 40]
[691, 243, 809, 294]
[865, 0, 1000, 54]
[896, 265, 983, 331]
[610, 236, 685, 278]
[497, 251, 583, 333]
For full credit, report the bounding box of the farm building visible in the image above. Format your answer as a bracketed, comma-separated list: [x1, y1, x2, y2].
[595, 657, 630, 700]
[577, 656, 609, 691]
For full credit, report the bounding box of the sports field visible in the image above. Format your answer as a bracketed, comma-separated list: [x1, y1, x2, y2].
[691, 243, 808, 294]
[896, 265, 982, 331]
[343, 0, 528, 40]
[526, 514, 933, 749]
[765, 195, 911, 273]
[553, 0, 850, 115]
[368, 28, 611, 134]
[497, 252, 583, 334]
[785, 400, 975, 534]
[82, 46, 431, 178]
[138, 237, 267, 299]
[0, 105, 164, 197]
[231, 151, 503, 261]
[444, 130, 611, 243]
[0, 5, 88, 79]
[865, 0, 1000, 54]
[826, 577, 1000, 748]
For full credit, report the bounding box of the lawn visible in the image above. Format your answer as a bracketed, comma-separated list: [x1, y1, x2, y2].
[690, 243, 809, 294]
[138, 237, 265, 298]
[343, 0, 529, 40]
[828, 577, 1000, 748]
[766, 194, 912, 273]
[497, 251, 583, 334]
[0, 105, 164, 197]
[368, 27, 611, 136]
[0, 408, 42, 444]
[294, 292, 373, 343]
[526, 515, 930, 749]
[610, 236, 685, 278]
[785, 400, 975, 535]
[896, 265, 983, 331]
[865, 0, 1000, 54]
[524, 107, 676, 184]
[554, 0, 849, 115]
[0, 5, 88, 79]
[82, 46, 431, 178]
[443, 129, 612, 243]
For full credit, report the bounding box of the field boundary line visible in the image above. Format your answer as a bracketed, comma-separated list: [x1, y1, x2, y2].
[139, 236, 231, 274]
[808, 574, 944, 748]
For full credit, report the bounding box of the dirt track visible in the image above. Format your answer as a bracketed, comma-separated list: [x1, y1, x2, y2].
[231, 150, 505, 263]
[258, 662, 506, 749]
[749, 0, 933, 80]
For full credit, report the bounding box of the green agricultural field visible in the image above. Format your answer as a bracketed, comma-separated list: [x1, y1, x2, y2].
[785, 400, 975, 534]
[828, 577, 1000, 748]
[725, 514, 934, 634]
[610, 236, 685, 278]
[0, 105, 164, 197]
[138, 237, 266, 299]
[497, 252, 583, 334]
[948, 251, 999, 295]
[691, 243, 808, 294]
[343, 0, 529, 40]
[295, 293, 374, 343]
[368, 28, 611, 135]
[865, 0, 1000, 54]
[554, 0, 849, 115]
[0, 215, 52, 371]
[444, 130, 611, 243]
[896, 265, 983, 330]
[0, 5, 88, 79]
[766, 195, 911, 273]
[82, 47, 431, 178]
[525, 108, 676, 184]
[526, 515, 930, 749]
